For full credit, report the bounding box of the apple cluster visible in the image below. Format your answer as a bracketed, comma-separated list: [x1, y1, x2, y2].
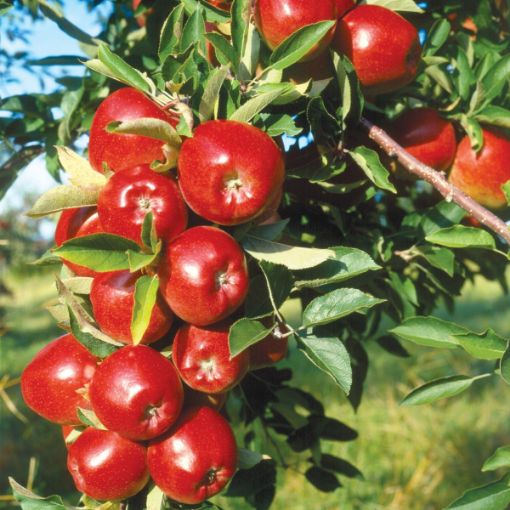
[20, 87, 290, 505]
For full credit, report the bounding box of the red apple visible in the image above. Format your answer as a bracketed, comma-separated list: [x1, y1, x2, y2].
[62, 425, 82, 448]
[387, 108, 457, 172]
[254, 0, 337, 60]
[449, 127, 510, 209]
[88, 88, 178, 173]
[249, 322, 289, 369]
[21, 334, 97, 425]
[173, 322, 250, 394]
[183, 386, 228, 411]
[97, 165, 187, 245]
[89, 345, 183, 441]
[132, 0, 153, 27]
[333, 5, 421, 95]
[159, 226, 249, 326]
[336, 0, 354, 18]
[147, 406, 237, 504]
[178, 120, 285, 225]
[55, 207, 103, 277]
[208, 0, 231, 11]
[67, 428, 149, 501]
[90, 271, 173, 345]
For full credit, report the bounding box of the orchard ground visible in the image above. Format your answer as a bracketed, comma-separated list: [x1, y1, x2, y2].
[1, 265, 510, 510]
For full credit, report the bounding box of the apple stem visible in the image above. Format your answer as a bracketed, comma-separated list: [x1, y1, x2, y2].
[359, 117, 510, 246]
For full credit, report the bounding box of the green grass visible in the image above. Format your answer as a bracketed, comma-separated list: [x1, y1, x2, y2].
[1, 269, 510, 509]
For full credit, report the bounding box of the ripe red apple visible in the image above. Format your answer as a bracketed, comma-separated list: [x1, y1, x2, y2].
[90, 271, 173, 345]
[55, 207, 103, 277]
[254, 0, 337, 60]
[208, 0, 231, 11]
[89, 88, 178, 173]
[449, 127, 510, 209]
[249, 322, 289, 369]
[67, 428, 149, 501]
[89, 345, 183, 441]
[159, 226, 249, 326]
[97, 165, 187, 245]
[387, 108, 457, 172]
[147, 406, 237, 504]
[178, 120, 285, 225]
[336, 0, 354, 17]
[21, 334, 97, 425]
[173, 322, 250, 394]
[333, 5, 421, 95]
[184, 386, 228, 411]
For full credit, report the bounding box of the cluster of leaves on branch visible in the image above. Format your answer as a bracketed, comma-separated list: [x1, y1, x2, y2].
[3, 0, 510, 508]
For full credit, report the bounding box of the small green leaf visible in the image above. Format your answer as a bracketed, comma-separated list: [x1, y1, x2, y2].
[199, 66, 229, 122]
[146, 485, 165, 510]
[476, 106, 510, 130]
[246, 219, 289, 241]
[297, 334, 352, 394]
[426, 225, 496, 250]
[131, 275, 160, 345]
[269, 21, 336, 70]
[77, 407, 105, 429]
[230, 88, 289, 123]
[423, 18, 451, 56]
[503, 181, 510, 206]
[447, 474, 510, 509]
[401, 374, 487, 406]
[53, 233, 142, 272]
[454, 330, 507, 361]
[259, 260, 294, 312]
[141, 212, 158, 252]
[9, 478, 80, 510]
[127, 249, 161, 273]
[416, 246, 455, 276]
[500, 342, 510, 386]
[366, 0, 424, 12]
[483, 447, 510, 472]
[481, 54, 510, 104]
[106, 117, 182, 147]
[27, 185, 99, 217]
[229, 318, 274, 358]
[205, 32, 237, 65]
[231, 0, 251, 67]
[238, 449, 267, 470]
[55, 146, 107, 189]
[302, 288, 384, 328]
[180, 4, 206, 54]
[348, 146, 396, 193]
[159, 4, 185, 61]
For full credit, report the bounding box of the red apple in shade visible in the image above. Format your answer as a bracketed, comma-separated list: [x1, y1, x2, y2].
[55, 207, 103, 277]
[386, 108, 457, 172]
[184, 387, 228, 411]
[254, 0, 337, 60]
[97, 165, 188, 245]
[21, 334, 97, 425]
[67, 428, 149, 501]
[159, 226, 249, 326]
[90, 271, 173, 345]
[336, 0, 354, 18]
[88, 88, 178, 173]
[178, 120, 285, 226]
[449, 127, 510, 209]
[208, 0, 231, 11]
[173, 322, 250, 394]
[249, 322, 289, 369]
[333, 5, 421, 95]
[89, 345, 183, 441]
[147, 406, 237, 504]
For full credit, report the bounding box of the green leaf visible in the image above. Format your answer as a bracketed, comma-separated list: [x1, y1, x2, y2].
[348, 146, 397, 193]
[461, 115, 484, 152]
[180, 4, 206, 54]
[26, 185, 99, 217]
[297, 334, 352, 394]
[247, 219, 289, 241]
[454, 330, 507, 361]
[229, 87, 290, 123]
[476, 106, 510, 129]
[295, 247, 380, 288]
[366, 0, 424, 12]
[205, 32, 237, 65]
[97, 44, 152, 93]
[141, 212, 159, 252]
[199, 66, 229, 122]
[483, 447, 510, 472]
[229, 318, 274, 358]
[242, 235, 335, 270]
[131, 275, 160, 345]
[53, 234, 142, 272]
[106, 117, 182, 146]
[500, 342, 510, 386]
[146, 485, 165, 510]
[416, 246, 455, 277]
[127, 249, 161, 273]
[302, 288, 384, 328]
[503, 181, 510, 206]
[259, 260, 294, 312]
[181, 0, 230, 23]
[9, 478, 80, 510]
[55, 146, 107, 189]
[447, 475, 510, 509]
[238, 449, 267, 470]
[426, 225, 496, 250]
[77, 407, 105, 429]
[423, 18, 451, 56]
[390, 316, 465, 349]
[231, 0, 251, 67]
[269, 21, 336, 70]
[401, 374, 487, 406]
[159, 4, 185, 61]
[60, 277, 93, 295]
[481, 55, 510, 104]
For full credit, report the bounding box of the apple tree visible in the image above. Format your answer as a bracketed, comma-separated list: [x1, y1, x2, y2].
[3, 0, 510, 508]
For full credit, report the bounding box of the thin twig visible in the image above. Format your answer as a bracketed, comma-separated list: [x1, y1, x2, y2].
[359, 117, 510, 245]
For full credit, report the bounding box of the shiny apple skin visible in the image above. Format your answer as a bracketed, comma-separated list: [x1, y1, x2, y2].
[89, 345, 183, 441]
[90, 271, 173, 345]
[449, 128, 510, 209]
[55, 207, 103, 277]
[159, 226, 249, 326]
[333, 5, 421, 95]
[173, 322, 249, 394]
[254, 0, 337, 60]
[89, 88, 177, 173]
[21, 334, 97, 425]
[147, 406, 237, 504]
[67, 428, 149, 501]
[97, 165, 188, 245]
[250, 322, 289, 369]
[387, 108, 457, 172]
[178, 120, 285, 226]
[336, 0, 354, 17]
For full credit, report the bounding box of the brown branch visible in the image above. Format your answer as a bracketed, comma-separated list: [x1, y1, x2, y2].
[359, 117, 510, 246]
